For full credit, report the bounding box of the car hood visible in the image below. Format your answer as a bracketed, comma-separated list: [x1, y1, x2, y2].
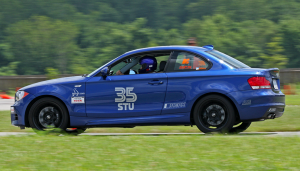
[20, 76, 87, 91]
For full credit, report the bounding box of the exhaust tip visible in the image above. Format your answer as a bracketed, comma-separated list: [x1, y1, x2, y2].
[267, 114, 276, 119]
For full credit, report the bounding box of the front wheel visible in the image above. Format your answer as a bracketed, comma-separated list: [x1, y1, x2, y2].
[193, 95, 236, 133]
[29, 97, 69, 133]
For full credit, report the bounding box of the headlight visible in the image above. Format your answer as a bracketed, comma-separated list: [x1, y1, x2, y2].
[15, 91, 29, 101]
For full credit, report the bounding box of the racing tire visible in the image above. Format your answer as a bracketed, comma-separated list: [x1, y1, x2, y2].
[28, 97, 69, 133]
[228, 122, 251, 134]
[193, 95, 236, 133]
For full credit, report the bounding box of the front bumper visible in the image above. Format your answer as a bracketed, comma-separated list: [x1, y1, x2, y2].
[11, 93, 36, 127]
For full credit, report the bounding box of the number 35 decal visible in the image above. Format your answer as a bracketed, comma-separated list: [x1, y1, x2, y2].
[115, 87, 137, 110]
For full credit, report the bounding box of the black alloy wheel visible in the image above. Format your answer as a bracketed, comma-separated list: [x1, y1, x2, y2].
[29, 97, 70, 134]
[193, 95, 236, 133]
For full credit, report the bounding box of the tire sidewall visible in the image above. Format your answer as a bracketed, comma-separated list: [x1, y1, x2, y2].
[193, 95, 236, 133]
[28, 97, 69, 131]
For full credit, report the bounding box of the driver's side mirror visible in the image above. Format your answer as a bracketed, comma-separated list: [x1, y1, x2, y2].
[100, 67, 108, 80]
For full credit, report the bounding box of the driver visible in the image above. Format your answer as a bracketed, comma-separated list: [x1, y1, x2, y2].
[116, 56, 157, 75]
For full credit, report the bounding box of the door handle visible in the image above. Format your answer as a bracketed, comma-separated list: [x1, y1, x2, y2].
[148, 80, 163, 85]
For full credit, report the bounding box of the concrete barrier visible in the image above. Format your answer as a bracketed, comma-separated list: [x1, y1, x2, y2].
[0, 74, 78, 92]
[280, 68, 300, 86]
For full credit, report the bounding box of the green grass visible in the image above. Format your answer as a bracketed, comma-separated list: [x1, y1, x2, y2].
[1, 94, 299, 133]
[285, 94, 300, 105]
[0, 135, 300, 170]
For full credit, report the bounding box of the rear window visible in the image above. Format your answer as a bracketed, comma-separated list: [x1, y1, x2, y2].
[206, 50, 250, 69]
[166, 51, 210, 72]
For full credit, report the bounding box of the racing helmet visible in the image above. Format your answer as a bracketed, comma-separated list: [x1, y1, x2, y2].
[138, 56, 157, 74]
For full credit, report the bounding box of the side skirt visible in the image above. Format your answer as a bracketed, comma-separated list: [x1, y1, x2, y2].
[70, 113, 191, 127]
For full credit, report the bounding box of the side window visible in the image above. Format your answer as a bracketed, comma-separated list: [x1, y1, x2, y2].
[167, 51, 209, 72]
[109, 57, 137, 75]
[109, 51, 172, 76]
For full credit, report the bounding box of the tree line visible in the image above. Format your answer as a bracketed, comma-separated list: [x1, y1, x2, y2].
[0, 0, 300, 75]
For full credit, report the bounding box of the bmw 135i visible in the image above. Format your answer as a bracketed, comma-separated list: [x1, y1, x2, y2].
[11, 45, 285, 134]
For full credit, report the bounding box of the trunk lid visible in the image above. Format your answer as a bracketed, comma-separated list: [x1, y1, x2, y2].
[237, 68, 281, 92]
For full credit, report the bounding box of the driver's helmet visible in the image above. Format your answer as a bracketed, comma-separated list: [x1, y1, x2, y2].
[138, 56, 157, 74]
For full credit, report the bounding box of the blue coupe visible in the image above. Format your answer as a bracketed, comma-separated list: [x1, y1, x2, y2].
[11, 45, 285, 134]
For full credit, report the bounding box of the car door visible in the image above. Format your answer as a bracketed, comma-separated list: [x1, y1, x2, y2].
[85, 52, 170, 118]
[163, 51, 211, 114]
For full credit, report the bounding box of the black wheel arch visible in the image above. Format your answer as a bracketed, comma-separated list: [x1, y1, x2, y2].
[190, 92, 240, 125]
[25, 95, 70, 127]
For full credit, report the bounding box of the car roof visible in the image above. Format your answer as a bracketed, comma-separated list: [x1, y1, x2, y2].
[123, 46, 209, 56]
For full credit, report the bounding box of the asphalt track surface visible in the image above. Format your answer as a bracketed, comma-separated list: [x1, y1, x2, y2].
[0, 132, 300, 137]
[0, 99, 14, 111]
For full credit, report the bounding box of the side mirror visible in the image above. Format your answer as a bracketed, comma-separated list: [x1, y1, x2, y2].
[100, 67, 108, 80]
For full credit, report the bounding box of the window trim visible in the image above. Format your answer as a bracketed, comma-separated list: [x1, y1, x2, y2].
[165, 50, 213, 73]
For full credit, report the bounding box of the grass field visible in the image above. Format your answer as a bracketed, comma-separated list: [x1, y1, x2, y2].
[0, 135, 300, 170]
[1, 94, 299, 133]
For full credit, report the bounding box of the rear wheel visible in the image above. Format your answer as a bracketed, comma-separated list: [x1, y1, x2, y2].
[193, 95, 236, 133]
[228, 122, 251, 134]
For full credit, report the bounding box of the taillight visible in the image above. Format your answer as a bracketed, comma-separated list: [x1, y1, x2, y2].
[248, 77, 271, 89]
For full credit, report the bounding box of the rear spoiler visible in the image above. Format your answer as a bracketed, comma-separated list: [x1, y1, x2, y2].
[266, 68, 280, 79]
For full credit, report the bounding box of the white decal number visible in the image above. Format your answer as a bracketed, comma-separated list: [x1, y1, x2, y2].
[115, 87, 126, 102]
[115, 87, 137, 110]
[126, 87, 137, 102]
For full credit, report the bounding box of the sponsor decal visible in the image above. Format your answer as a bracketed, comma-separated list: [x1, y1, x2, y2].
[164, 102, 186, 109]
[179, 66, 192, 69]
[72, 88, 85, 97]
[115, 87, 137, 110]
[199, 60, 206, 67]
[71, 97, 85, 104]
[182, 59, 190, 64]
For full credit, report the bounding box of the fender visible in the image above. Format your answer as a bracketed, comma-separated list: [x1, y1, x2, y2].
[32, 84, 86, 117]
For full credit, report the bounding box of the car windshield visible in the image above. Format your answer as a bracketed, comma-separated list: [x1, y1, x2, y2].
[86, 57, 119, 77]
[206, 50, 250, 69]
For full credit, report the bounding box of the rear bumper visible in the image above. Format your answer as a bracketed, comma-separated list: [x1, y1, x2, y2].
[228, 89, 285, 121]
